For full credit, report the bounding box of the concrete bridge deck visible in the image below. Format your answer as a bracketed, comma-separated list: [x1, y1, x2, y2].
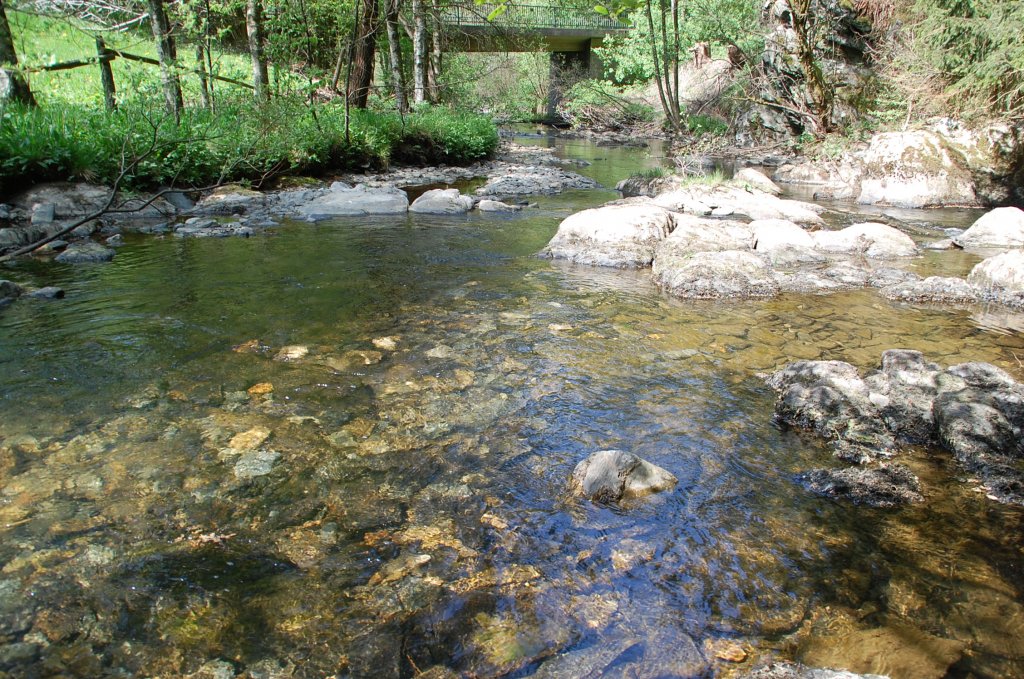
[441, 3, 628, 52]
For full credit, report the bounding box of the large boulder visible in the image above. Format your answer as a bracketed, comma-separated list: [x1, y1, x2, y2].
[541, 203, 676, 268]
[653, 249, 779, 299]
[967, 250, 1024, 307]
[409, 188, 474, 214]
[10, 182, 177, 220]
[569, 450, 677, 503]
[811, 222, 918, 258]
[953, 207, 1024, 249]
[733, 167, 782, 195]
[655, 215, 753, 254]
[298, 183, 409, 220]
[856, 130, 977, 208]
[774, 122, 1024, 207]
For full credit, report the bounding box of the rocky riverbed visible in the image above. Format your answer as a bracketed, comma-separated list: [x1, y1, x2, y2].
[2, 131, 1024, 678]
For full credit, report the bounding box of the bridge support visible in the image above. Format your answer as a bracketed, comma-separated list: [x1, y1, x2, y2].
[546, 41, 601, 122]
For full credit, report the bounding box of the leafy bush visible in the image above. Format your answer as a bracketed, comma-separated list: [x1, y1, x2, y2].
[685, 114, 728, 136]
[0, 100, 498, 194]
[559, 80, 655, 130]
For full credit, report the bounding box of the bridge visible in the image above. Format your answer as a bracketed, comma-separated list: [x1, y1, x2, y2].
[440, 3, 629, 119]
[442, 3, 629, 54]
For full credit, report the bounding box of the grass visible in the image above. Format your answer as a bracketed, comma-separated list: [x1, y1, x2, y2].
[0, 100, 499, 195]
[1, 11, 499, 196]
[8, 10, 260, 108]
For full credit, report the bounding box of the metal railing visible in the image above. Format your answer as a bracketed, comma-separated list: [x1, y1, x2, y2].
[441, 3, 628, 31]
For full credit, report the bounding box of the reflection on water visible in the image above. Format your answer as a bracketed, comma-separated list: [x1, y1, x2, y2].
[1, 137, 1023, 678]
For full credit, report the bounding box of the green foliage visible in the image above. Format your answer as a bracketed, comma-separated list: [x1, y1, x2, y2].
[911, 0, 1024, 118]
[595, 0, 762, 84]
[685, 114, 728, 136]
[0, 100, 497, 194]
[559, 79, 655, 129]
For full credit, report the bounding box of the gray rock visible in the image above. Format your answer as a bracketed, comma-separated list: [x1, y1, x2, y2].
[175, 220, 254, 238]
[105, 233, 124, 246]
[954, 207, 1024, 249]
[299, 183, 409, 220]
[856, 130, 977, 208]
[54, 242, 115, 264]
[409, 188, 474, 214]
[569, 449, 677, 503]
[31, 202, 55, 224]
[163, 190, 196, 211]
[234, 450, 281, 479]
[654, 249, 779, 299]
[0, 641, 40, 669]
[26, 286, 65, 299]
[800, 463, 923, 507]
[476, 167, 599, 196]
[477, 199, 521, 213]
[733, 167, 783, 195]
[541, 203, 677, 268]
[0, 279, 24, 304]
[882, 276, 979, 305]
[766, 352, 1024, 505]
[968, 250, 1024, 307]
[811, 222, 918, 258]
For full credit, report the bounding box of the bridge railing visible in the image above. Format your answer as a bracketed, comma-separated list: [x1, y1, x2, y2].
[441, 3, 628, 31]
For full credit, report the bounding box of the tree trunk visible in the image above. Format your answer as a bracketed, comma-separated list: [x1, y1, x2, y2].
[0, 0, 36, 106]
[411, 0, 427, 105]
[146, 0, 183, 119]
[246, 0, 270, 101]
[348, 0, 379, 108]
[385, 0, 406, 111]
[97, 37, 117, 110]
[196, 43, 211, 109]
[788, 0, 834, 135]
[427, 0, 441, 102]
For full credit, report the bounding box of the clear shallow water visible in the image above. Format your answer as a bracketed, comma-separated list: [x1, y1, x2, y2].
[1, 138, 1023, 678]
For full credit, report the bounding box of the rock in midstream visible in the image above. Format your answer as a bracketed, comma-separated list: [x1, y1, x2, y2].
[953, 206, 1024, 249]
[409, 188, 474, 214]
[569, 450, 678, 503]
[766, 350, 1024, 505]
[541, 204, 677, 268]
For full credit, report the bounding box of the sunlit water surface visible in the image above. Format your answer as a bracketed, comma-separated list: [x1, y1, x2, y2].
[1, 133, 1023, 678]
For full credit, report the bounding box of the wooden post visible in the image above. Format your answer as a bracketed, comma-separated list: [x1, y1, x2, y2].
[96, 37, 116, 111]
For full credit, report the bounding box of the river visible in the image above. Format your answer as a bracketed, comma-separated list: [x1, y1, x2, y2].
[1, 130, 1023, 678]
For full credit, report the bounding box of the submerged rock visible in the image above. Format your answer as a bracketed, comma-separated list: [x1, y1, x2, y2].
[800, 464, 923, 507]
[766, 351, 1024, 505]
[0, 279, 24, 306]
[54, 242, 116, 264]
[541, 204, 677, 268]
[409, 188, 474, 214]
[654, 249, 779, 299]
[881, 276, 979, 305]
[953, 206, 1024, 249]
[569, 450, 677, 503]
[744, 662, 888, 679]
